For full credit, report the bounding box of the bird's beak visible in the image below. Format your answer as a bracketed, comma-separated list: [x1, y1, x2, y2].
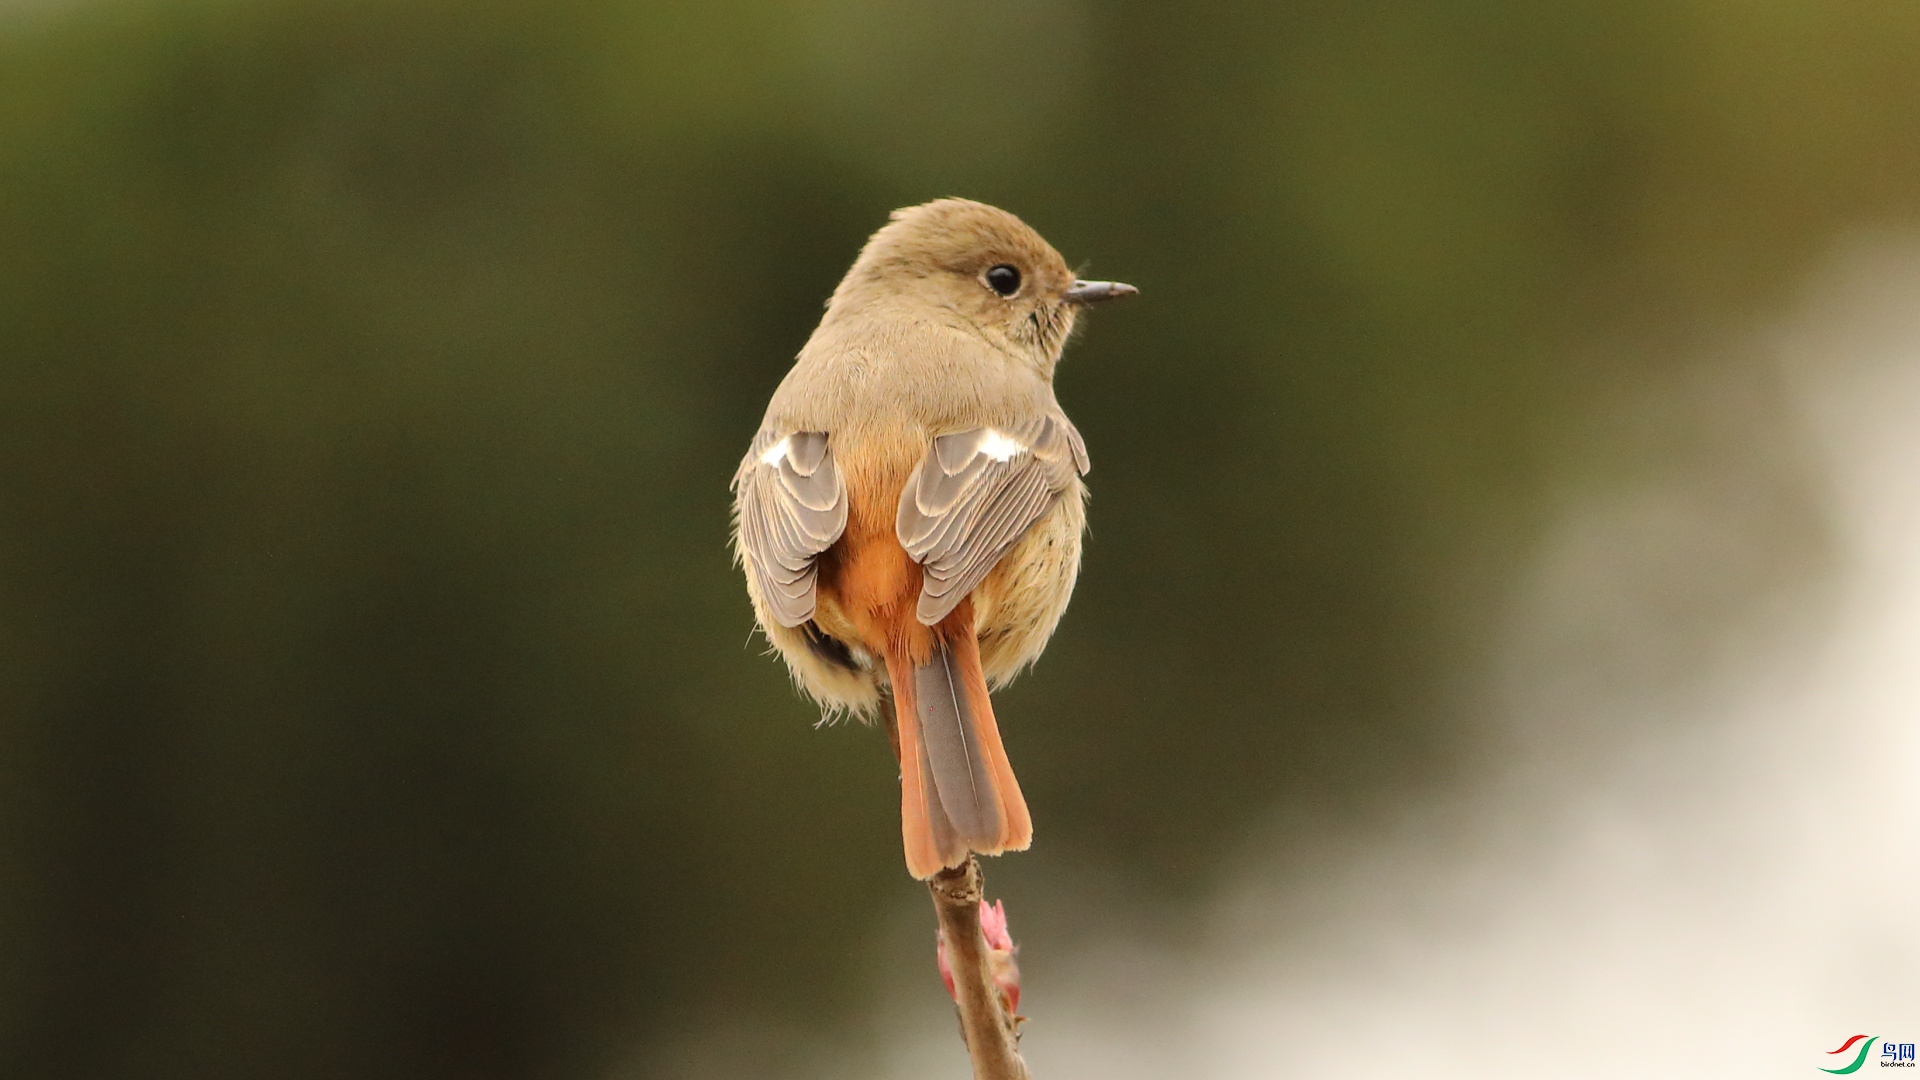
[1064, 279, 1139, 305]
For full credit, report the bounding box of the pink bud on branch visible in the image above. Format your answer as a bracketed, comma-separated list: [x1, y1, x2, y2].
[938, 899, 1023, 1019]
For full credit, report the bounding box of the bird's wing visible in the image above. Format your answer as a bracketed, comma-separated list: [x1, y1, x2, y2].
[733, 429, 848, 628]
[897, 412, 1089, 626]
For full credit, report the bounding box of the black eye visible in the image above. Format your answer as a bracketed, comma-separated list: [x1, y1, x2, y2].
[985, 264, 1021, 297]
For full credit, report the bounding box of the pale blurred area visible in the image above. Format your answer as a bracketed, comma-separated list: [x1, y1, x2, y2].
[4, 2, 1920, 1078]
[656, 239, 1920, 1080]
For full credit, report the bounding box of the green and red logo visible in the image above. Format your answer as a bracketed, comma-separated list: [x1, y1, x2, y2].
[1822, 1035, 1917, 1073]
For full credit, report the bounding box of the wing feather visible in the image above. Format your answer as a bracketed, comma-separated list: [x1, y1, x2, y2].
[897, 413, 1089, 626]
[733, 428, 847, 628]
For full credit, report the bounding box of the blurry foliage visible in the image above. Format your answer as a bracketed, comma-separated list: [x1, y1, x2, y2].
[0, 0, 1913, 1076]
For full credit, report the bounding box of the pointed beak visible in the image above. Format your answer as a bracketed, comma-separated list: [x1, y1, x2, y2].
[1063, 279, 1139, 305]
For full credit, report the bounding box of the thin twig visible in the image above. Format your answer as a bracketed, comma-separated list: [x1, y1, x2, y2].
[929, 858, 1031, 1080]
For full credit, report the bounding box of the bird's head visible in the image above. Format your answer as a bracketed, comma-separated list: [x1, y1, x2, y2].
[828, 198, 1135, 372]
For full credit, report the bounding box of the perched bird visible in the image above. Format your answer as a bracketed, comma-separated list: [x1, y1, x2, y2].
[731, 198, 1135, 879]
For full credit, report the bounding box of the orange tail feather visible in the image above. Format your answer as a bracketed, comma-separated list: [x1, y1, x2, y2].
[885, 623, 1031, 879]
[943, 627, 1031, 851]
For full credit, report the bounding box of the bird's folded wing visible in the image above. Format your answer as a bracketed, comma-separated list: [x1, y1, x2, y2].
[896, 413, 1089, 626]
[733, 429, 847, 627]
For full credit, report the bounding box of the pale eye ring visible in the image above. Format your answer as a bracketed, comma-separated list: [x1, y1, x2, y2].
[984, 264, 1021, 297]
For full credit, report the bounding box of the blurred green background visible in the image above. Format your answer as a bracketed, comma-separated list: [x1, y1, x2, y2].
[0, 1, 1910, 1076]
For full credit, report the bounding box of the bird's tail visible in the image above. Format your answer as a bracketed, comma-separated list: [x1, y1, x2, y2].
[886, 626, 1031, 879]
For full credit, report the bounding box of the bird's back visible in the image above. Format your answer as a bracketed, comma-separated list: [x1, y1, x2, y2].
[763, 310, 1061, 446]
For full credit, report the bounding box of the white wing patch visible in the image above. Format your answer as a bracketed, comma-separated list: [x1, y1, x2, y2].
[759, 435, 791, 467]
[976, 429, 1025, 463]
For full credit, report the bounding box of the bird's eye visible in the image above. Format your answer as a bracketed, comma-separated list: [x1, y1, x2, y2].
[985, 264, 1022, 297]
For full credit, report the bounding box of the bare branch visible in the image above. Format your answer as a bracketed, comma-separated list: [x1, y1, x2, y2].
[929, 858, 1031, 1080]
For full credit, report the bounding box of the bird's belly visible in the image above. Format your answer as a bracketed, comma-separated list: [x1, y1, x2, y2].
[970, 488, 1086, 686]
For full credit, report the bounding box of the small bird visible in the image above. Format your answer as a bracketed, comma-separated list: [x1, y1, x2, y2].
[731, 198, 1135, 879]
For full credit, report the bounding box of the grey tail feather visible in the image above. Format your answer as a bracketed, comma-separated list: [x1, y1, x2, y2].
[915, 727, 964, 867]
[912, 639, 1003, 847]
